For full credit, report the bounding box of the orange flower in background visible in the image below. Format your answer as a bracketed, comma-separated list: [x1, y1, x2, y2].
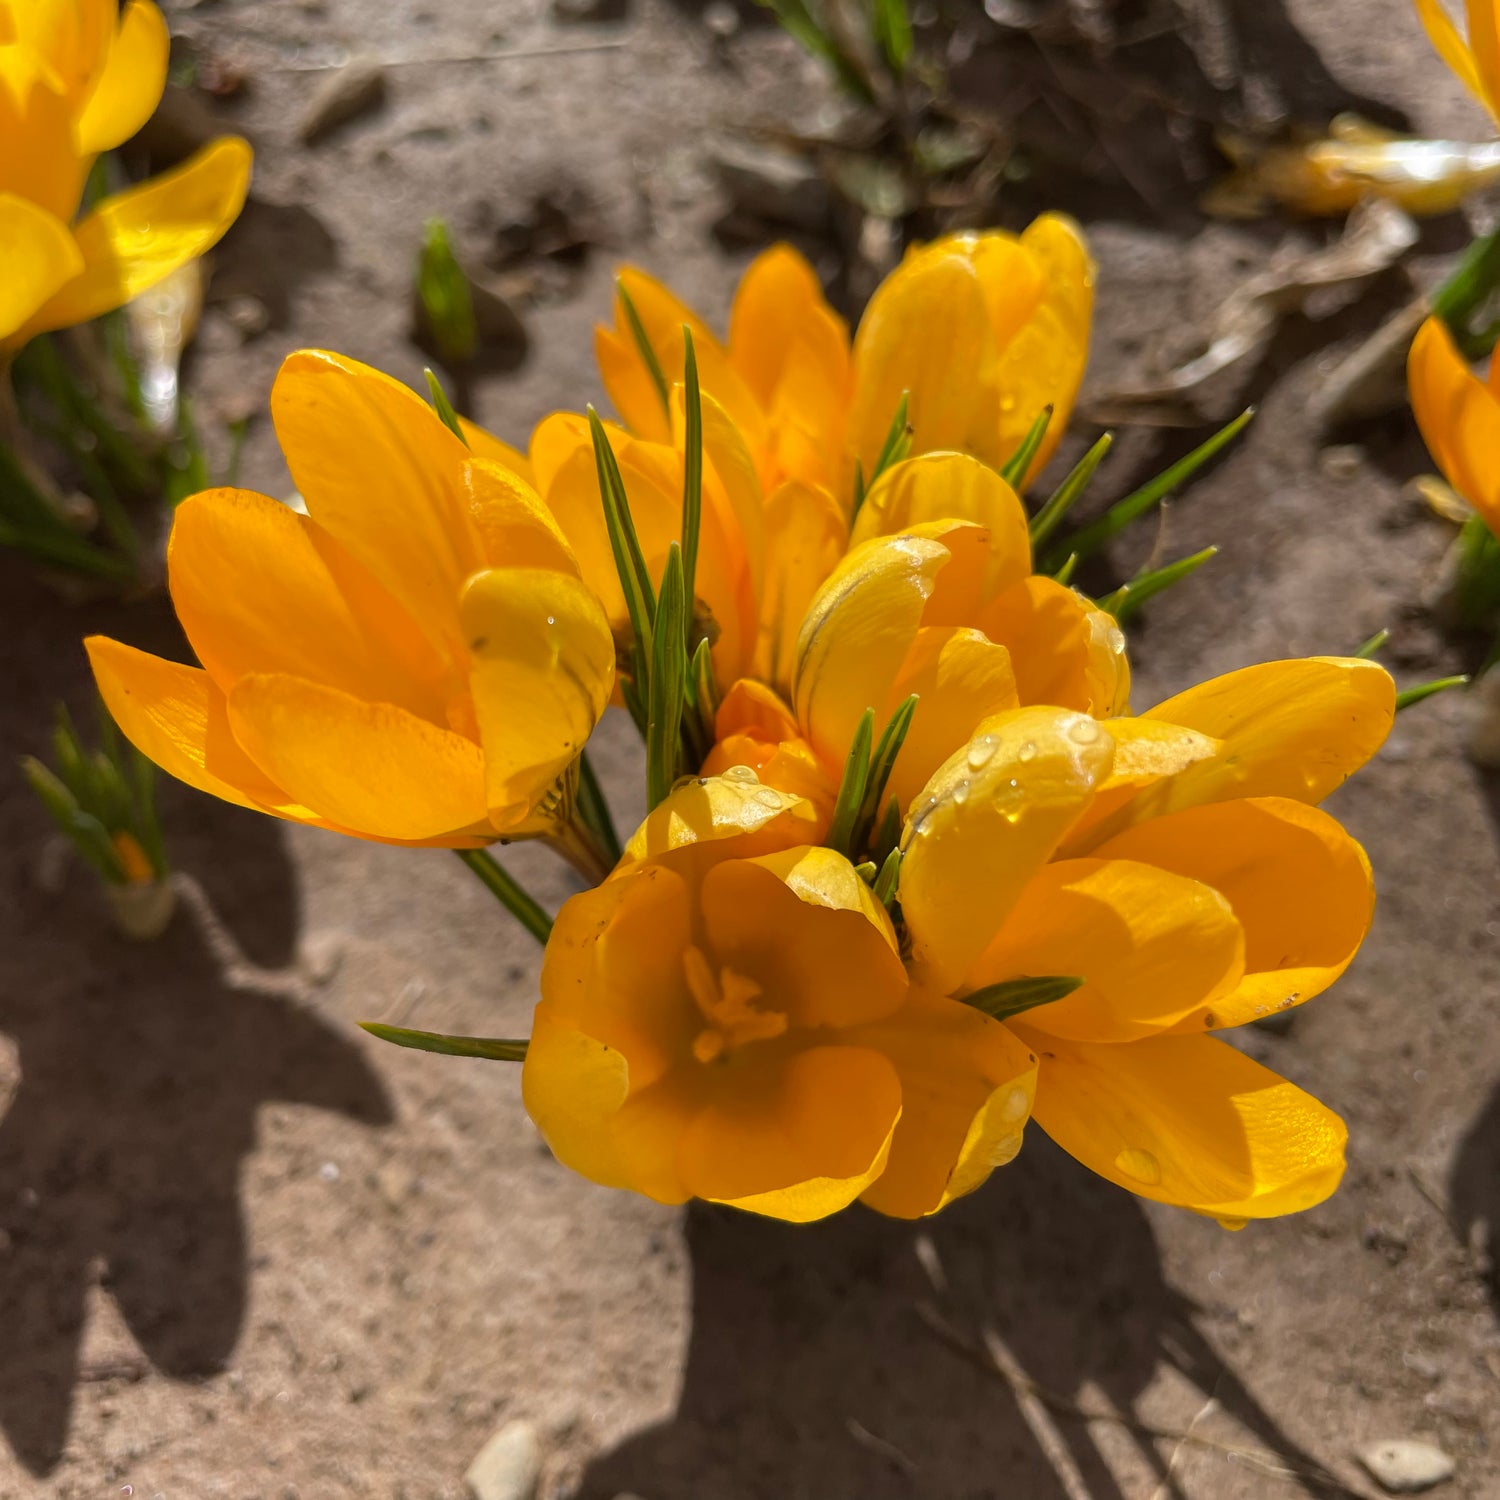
[1408, 313, 1500, 533]
[88, 350, 616, 849]
[596, 213, 1093, 504]
[0, 0, 251, 353]
[523, 773, 1039, 1222]
[895, 659, 1392, 1219]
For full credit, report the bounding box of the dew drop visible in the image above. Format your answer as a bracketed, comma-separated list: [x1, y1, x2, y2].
[1216, 1215, 1249, 1232]
[1114, 1147, 1161, 1185]
[1104, 624, 1126, 656]
[1017, 740, 1036, 763]
[753, 787, 783, 808]
[966, 734, 999, 770]
[951, 780, 970, 805]
[1066, 718, 1100, 747]
[1001, 1086, 1029, 1123]
[546, 615, 556, 627]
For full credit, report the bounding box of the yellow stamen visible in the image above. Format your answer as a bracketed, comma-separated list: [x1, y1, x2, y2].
[682, 943, 787, 1061]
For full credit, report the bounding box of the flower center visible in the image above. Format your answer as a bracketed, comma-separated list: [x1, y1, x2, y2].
[682, 944, 787, 1063]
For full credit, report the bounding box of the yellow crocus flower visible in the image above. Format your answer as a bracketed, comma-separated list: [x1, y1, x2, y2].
[0, 0, 251, 355]
[526, 654, 1392, 1222]
[1416, 0, 1500, 123]
[892, 658, 1394, 1220]
[522, 772, 1039, 1222]
[86, 350, 616, 849]
[596, 214, 1092, 505]
[1408, 312, 1500, 534]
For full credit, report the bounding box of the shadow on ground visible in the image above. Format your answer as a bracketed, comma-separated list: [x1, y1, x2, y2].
[576, 1137, 1328, 1500]
[0, 567, 394, 1475]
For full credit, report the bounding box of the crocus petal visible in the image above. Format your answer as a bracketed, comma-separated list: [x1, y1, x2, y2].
[883, 626, 1019, 813]
[727, 242, 849, 412]
[755, 478, 848, 694]
[21, 136, 252, 338]
[899, 707, 1114, 993]
[460, 566, 615, 830]
[4, 0, 112, 100]
[0, 53, 84, 221]
[793, 524, 991, 778]
[270, 348, 480, 666]
[850, 451, 1033, 596]
[0, 193, 82, 341]
[976, 576, 1130, 715]
[226, 672, 489, 843]
[523, 1008, 637, 1194]
[1058, 717, 1221, 856]
[852, 988, 1038, 1219]
[458, 417, 534, 485]
[464, 456, 578, 575]
[1122, 657, 1395, 822]
[1416, 0, 1486, 102]
[538, 860, 697, 1090]
[848, 248, 994, 480]
[167, 487, 447, 718]
[729, 245, 850, 494]
[1091, 797, 1374, 1031]
[1024, 1033, 1347, 1219]
[622, 767, 821, 865]
[987, 215, 1094, 484]
[969, 858, 1245, 1043]
[1468, 0, 1500, 120]
[1409, 314, 1500, 531]
[603, 266, 766, 453]
[85, 636, 313, 819]
[76, 0, 168, 154]
[700, 848, 906, 1028]
[679, 1045, 903, 1221]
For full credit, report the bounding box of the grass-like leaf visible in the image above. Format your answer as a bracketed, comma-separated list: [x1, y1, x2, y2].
[998, 405, 1053, 488]
[1045, 409, 1252, 571]
[962, 975, 1083, 1022]
[1028, 433, 1113, 548]
[359, 1022, 528, 1062]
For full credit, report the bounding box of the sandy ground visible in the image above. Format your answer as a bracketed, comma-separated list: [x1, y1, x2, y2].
[3, 0, 1500, 1495]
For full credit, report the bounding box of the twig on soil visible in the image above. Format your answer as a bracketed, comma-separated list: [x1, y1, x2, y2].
[914, 1300, 1375, 1498]
[263, 39, 630, 75]
[1148, 1390, 1221, 1500]
[846, 1417, 918, 1475]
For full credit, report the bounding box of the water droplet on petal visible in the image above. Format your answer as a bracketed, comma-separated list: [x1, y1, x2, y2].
[1066, 718, 1100, 747]
[986, 1132, 1022, 1168]
[1114, 1147, 1161, 1185]
[951, 780, 970, 805]
[1001, 1087, 1029, 1123]
[546, 615, 556, 627]
[966, 734, 999, 770]
[1216, 1215, 1249, 1232]
[1017, 740, 1036, 762]
[1104, 624, 1126, 656]
[753, 787, 782, 808]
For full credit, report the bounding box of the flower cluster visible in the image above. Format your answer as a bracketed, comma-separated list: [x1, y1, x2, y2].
[91, 220, 1394, 1225]
[0, 0, 251, 357]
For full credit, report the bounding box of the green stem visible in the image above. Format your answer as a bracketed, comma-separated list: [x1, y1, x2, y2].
[454, 848, 553, 944]
[576, 750, 623, 865]
[1432, 228, 1500, 353]
[549, 816, 616, 886]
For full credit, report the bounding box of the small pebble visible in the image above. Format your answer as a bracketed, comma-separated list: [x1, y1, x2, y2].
[465, 1420, 541, 1500]
[1357, 1438, 1455, 1493]
[1318, 444, 1365, 481]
